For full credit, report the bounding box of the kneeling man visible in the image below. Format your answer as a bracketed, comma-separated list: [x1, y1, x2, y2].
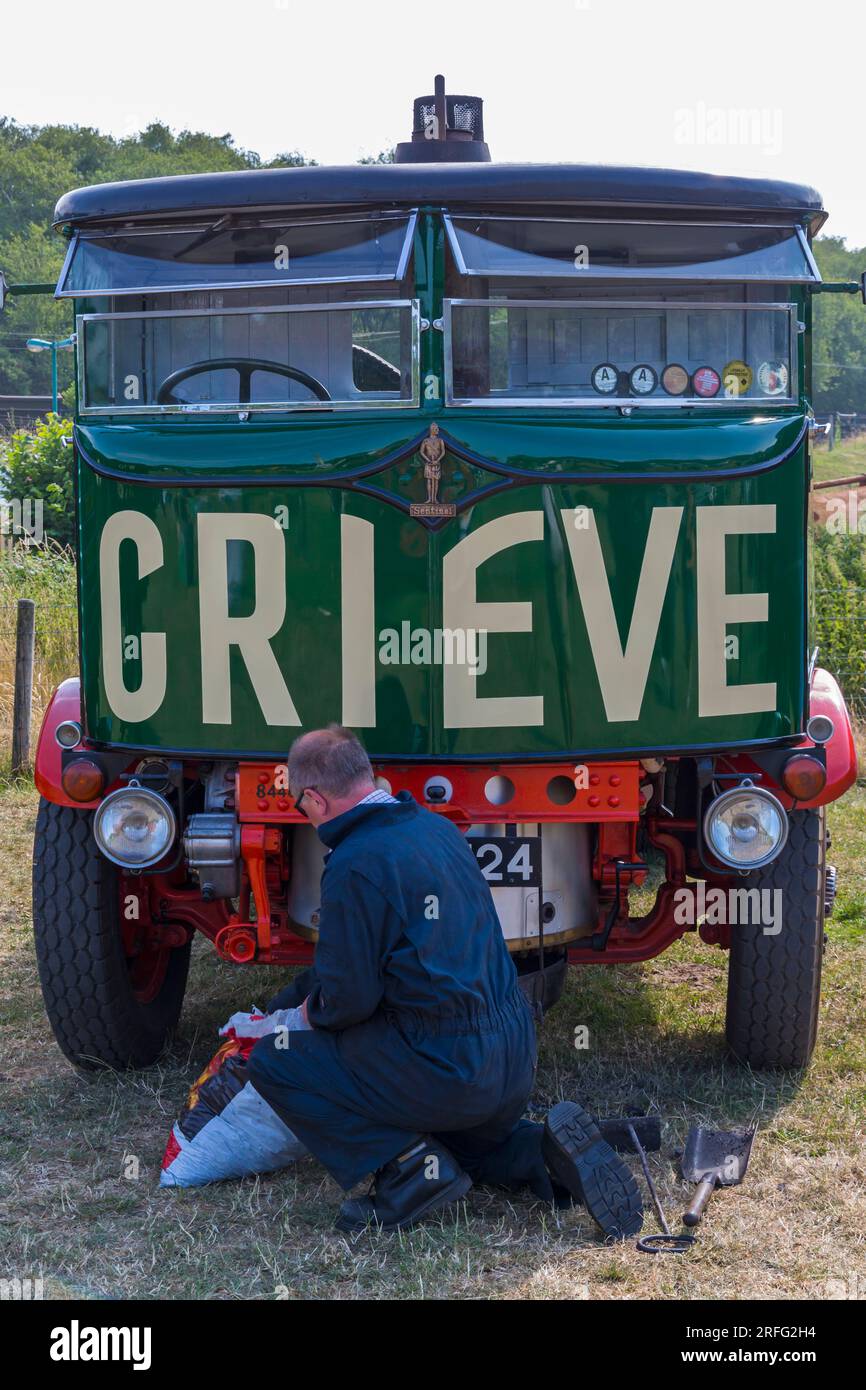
[248, 726, 640, 1235]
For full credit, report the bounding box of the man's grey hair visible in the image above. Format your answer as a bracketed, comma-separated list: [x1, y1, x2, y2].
[288, 725, 374, 798]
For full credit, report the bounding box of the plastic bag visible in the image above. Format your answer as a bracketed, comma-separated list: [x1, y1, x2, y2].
[160, 1005, 309, 1188]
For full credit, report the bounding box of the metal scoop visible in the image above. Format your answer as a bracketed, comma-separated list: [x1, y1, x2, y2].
[681, 1123, 756, 1227]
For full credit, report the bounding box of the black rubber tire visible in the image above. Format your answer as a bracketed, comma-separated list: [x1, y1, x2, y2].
[32, 798, 191, 1071]
[725, 808, 825, 1070]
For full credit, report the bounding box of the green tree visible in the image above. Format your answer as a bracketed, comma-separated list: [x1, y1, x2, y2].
[812, 236, 866, 414]
[0, 126, 77, 240]
[0, 223, 73, 396]
[0, 118, 319, 398]
[270, 150, 319, 167]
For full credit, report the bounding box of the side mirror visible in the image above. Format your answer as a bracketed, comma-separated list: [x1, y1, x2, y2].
[861, 270, 866, 305]
[0, 270, 7, 313]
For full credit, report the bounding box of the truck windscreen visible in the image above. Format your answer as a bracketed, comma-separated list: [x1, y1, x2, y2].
[58, 213, 417, 296]
[78, 299, 419, 412]
[446, 298, 796, 406]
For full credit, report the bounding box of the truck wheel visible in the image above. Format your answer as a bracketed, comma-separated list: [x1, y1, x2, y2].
[725, 808, 825, 1070]
[33, 798, 191, 1071]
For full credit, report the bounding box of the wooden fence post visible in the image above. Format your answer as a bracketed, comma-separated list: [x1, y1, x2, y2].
[11, 598, 35, 774]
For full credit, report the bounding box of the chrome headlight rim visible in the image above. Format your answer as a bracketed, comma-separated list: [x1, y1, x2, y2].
[93, 784, 177, 870]
[806, 714, 835, 745]
[54, 719, 82, 749]
[702, 783, 789, 872]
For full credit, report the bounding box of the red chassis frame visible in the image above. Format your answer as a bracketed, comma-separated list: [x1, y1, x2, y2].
[35, 669, 858, 972]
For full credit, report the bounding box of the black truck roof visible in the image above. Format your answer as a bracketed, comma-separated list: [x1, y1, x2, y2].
[54, 162, 826, 233]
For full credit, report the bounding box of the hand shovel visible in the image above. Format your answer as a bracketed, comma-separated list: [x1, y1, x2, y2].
[681, 1123, 755, 1227]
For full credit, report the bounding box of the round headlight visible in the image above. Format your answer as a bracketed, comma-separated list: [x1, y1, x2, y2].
[703, 785, 788, 871]
[55, 719, 82, 749]
[806, 714, 834, 745]
[93, 785, 176, 869]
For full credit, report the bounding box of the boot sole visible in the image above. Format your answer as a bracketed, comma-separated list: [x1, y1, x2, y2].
[543, 1101, 643, 1240]
[336, 1172, 472, 1234]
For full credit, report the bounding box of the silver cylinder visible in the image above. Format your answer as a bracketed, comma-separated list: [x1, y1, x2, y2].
[286, 819, 595, 950]
[183, 812, 241, 899]
[464, 822, 597, 948]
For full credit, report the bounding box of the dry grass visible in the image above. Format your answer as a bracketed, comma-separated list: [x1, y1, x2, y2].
[0, 781, 863, 1301]
[0, 542, 77, 780]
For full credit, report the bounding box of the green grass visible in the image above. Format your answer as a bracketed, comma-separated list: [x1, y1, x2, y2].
[812, 432, 866, 484]
[1, 782, 864, 1301]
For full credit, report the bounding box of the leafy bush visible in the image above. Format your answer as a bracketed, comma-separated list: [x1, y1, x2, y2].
[0, 414, 74, 546]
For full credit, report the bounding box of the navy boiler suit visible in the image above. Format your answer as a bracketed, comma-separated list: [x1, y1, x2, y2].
[247, 792, 538, 1191]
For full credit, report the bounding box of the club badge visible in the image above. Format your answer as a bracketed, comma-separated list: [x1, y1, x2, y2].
[692, 366, 721, 398]
[722, 359, 753, 398]
[629, 364, 658, 396]
[591, 362, 619, 395]
[661, 363, 689, 396]
[757, 361, 789, 396]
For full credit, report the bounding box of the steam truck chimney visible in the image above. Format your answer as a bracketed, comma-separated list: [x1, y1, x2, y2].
[394, 74, 491, 163]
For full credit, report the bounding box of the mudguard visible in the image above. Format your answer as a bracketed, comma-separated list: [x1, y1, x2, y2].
[804, 666, 859, 808]
[34, 677, 111, 809]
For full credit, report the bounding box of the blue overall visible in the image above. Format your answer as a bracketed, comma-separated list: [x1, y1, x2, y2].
[248, 793, 539, 1191]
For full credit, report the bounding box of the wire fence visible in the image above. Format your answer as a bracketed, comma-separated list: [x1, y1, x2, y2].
[811, 413, 866, 447]
[0, 397, 59, 432]
[815, 588, 866, 718]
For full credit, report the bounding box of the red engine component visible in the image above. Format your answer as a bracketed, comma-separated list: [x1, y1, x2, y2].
[215, 925, 258, 964]
[237, 758, 642, 824]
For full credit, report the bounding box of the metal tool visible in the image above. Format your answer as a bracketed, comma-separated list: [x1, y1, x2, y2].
[681, 1122, 756, 1227]
[596, 1114, 661, 1155]
[626, 1121, 695, 1255]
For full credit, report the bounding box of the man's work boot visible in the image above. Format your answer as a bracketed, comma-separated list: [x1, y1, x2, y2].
[542, 1101, 643, 1240]
[336, 1137, 472, 1233]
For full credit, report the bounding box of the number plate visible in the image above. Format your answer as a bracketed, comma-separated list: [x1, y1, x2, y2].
[470, 835, 541, 887]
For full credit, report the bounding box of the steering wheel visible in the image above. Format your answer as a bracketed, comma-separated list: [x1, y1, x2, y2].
[156, 357, 331, 405]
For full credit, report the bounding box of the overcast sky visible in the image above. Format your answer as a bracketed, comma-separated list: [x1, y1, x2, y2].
[4, 0, 864, 247]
